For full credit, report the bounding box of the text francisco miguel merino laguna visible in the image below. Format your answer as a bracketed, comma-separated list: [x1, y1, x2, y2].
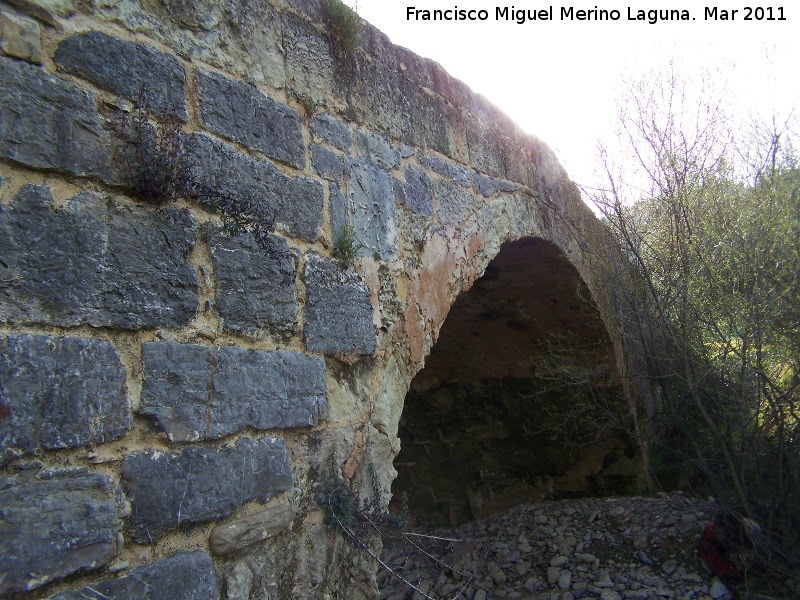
[406, 6, 787, 24]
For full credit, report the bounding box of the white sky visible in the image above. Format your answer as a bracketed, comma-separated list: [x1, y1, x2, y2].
[341, 1, 799, 192]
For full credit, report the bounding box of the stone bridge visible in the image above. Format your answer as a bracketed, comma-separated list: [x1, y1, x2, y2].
[0, 0, 649, 597]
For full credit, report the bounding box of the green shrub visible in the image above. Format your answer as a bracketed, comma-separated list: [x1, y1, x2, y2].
[323, 0, 362, 57]
[331, 225, 365, 269]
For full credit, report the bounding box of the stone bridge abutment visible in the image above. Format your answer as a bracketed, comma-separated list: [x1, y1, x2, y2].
[0, 1, 649, 598]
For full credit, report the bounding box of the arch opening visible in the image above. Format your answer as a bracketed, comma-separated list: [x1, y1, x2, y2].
[392, 238, 643, 527]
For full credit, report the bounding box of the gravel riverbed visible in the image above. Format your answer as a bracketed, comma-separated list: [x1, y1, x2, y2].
[377, 493, 736, 600]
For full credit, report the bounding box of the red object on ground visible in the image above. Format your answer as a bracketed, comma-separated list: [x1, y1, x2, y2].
[698, 522, 739, 579]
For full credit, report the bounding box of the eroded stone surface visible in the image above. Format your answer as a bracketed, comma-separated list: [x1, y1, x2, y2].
[0, 468, 123, 595]
[0, 56, 109, 177]
[311, 113, 352, 151]
[208, 227, 297, 338]
[51, 551, 219, 600]
[311, 144, 344, 181]
[196, 69, 304, 168]
[303, 252, 376, 356]
[0, 185, 198, 329]
[402, 166, 433, 216]
[345, 157, 398, 260]
[0, 10, 42, 63]
[209, 504, 296, 555]
[140, 343, 326, 441]
[55, 31, 186, 119]
[355, 128, 400, 170]
[121, 437, 292, 543]
[0, 334, 129, 459]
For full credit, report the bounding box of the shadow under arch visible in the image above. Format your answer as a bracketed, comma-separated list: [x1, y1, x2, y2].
[391, 237, 645, 527]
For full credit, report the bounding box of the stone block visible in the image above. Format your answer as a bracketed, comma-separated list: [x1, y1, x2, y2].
[51, 551, 219, 600]
[2, 0, 74, 25]
[303, 252, 375, 355]
[140, 343, 327, 441]
[196, 70, 304, 168]
[55, 32, 186, 119]
[0, 334, 130, 459]
[402, 166, 433, 216]
[0, 10, 42, 63]
[209, 504, 295, 555]
[283, 12, 333, 103]
[0, 56, 109, 178]
[473, 172, 519, 197]
[0, 468, 123, 594]
[329, 183, 347, 242]
[0, 185, 198, 329]
[311, 113, 352, 151]
[185, 133, 322, 241]
[311, 144, 344, 181]
[345, 157, 398, 260]
[355, 128, 400, 170]
[435, 179, 478, 227]
[208, 227, 297, 338]
[419, 153, 471, 187]
[121, 437, 292, 543]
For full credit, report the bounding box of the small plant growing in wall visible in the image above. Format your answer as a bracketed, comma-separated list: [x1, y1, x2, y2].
[330, 225, 365, 269]
[323, 0, 362, 57]
[115, 86, 293, 283]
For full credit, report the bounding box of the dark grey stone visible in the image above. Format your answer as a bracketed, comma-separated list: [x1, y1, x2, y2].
[435, 179, 476, 227]
[208, 227, 297, 338]
[196, 70, 304, 168]
[0, 334, 130, 459]
[355, 128, 400, 170]
[51, 551, 219, 600]
[0, 56, 109, 178]
[54, 32, 187, 120]
[0, 469, 123, 595]
[329, 183, 347, 242]
[402, 166, 433, 216]
[185, 133, 322, 242]
[311, 144, 344, 181]
[344, 157, 398, 260]
[473, 172, 520, 197]
[140, 343, 326, 442]
[303, 252, 375, 355]
[121, 437, 292, 543]
[0, 185, 198, 329]
[419, 154, 471, 187]
[311, 113, 352, 151]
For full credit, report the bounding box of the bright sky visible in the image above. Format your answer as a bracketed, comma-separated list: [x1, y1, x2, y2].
[341, 1, 800, 192]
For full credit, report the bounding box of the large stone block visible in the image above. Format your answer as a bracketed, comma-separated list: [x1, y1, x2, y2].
[303, 252, 376, 356]
[435, 179, 478, 227]
[121, 437, 292, 543]
[311, 113, 352, 152]
[311, 144, 344, 182]
[345, 157, 398, 260]
[140, 343, 327, 442]
[55, 31, 186, 119]
[0, 56, 109, 177]
[186, 133, 322, 242]
[0, 185, 198, 329]
[0, 468, 123, 595]
[209, 504, 295, 555]
[0, 334, 130, 459]
[402, 166, 433, 216]
[196, 70, 304, 168]
[51, 551, 219, 600]
[418, 153, 471, 187]
[208, 227, 297, 338]
[283, 12, 333, 103]
[355, 128, 400, 170]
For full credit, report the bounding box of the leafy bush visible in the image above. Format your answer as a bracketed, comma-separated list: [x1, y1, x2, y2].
[331, 225, 365, 269]
[323, 0, 362, 57]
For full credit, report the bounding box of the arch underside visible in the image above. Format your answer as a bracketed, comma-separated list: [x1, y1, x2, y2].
[392, 238, 643, 527]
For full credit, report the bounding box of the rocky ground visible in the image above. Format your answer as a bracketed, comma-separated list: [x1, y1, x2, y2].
[377, 493, 737, 600]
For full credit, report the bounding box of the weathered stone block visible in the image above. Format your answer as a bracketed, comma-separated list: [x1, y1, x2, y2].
[355, 128, 400, 170]
[329, 183, 347, 242]
[345, 157, 398, 260]
[196, 70, 304, 168]
[419, 153, 471, 187]
[51, 551, 219, 600]
[311, 144, 344, 181]
[121, 437, 292, 543]
[283, 12, 333, 103]
[402, 166, 433, 216]
[0, 334, 130, 459]
[209, 504, 295, 555]
[303, 252, 376, 355]
[0, 468, 123, 594]
[0, 56, 109, 177]
[0, 10, 42, 63]
[140, 343, 326, 441]
[311, 113, 352, 151]
[185, 133, 322, 241]
[0, 185, 198, 329]
[55, 32, 186, 119]
[473, 172, 519, 197]
[208, 227, 297, 338]
[435, 179, 477, 227]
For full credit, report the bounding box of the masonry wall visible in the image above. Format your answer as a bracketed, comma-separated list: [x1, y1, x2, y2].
[0, 1, 641, 598]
